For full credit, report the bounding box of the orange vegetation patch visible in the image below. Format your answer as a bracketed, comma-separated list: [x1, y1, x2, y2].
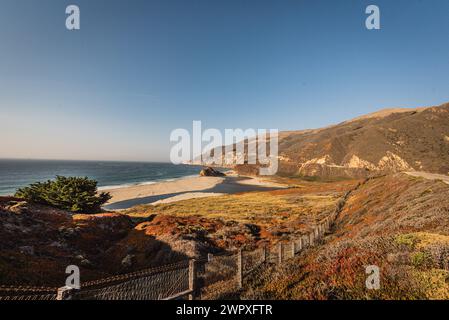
[73, 212, 127, 220]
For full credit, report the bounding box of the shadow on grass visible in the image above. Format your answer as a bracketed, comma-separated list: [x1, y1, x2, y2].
[103, 177, 283, 210]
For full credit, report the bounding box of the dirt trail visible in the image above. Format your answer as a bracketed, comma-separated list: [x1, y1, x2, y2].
[405, 171, 449, 185]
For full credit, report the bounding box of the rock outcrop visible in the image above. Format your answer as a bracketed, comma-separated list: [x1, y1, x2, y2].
[199, 167, 225, 177]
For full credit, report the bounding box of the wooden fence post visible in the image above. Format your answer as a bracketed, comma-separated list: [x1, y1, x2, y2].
[262, 245, 268, 263]
[309, 232, 314, 246]
[278, 243, 283, 264]
[207, 253, 213, 262]
[56, 286, 74, 300]
[189, 259, 197, 300]
[298, 238, 303, 251]
[291, 241, 296, 258]
[237, 249, 243, 289]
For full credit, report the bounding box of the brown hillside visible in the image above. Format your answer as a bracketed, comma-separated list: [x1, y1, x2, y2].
[235, 102, 449, 178]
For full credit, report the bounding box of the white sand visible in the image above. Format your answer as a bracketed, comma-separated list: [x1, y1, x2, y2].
[102, 174, 287, 207]
[103, 176, 225, 204]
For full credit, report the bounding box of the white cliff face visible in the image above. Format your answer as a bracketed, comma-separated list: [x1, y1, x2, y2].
[298, 155, 354, 177]
[302, 155, 334, 166]
[377, 151, 413, 172]
[344, 152, 413, 172]
[296, 152, 414, 177]
[297, 155, 332, 175]
[345, 155, 377, 171]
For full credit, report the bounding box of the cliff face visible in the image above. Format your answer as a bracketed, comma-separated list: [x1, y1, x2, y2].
[234, 103, 449, 179]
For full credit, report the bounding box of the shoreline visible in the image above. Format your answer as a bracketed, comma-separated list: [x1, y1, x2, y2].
[102, 174, 286, 210]
[97, 174, 199, 191]
[102, 175, 225, 205]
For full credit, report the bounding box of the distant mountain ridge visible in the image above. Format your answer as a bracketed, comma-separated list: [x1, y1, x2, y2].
[228, 102, 449, 179]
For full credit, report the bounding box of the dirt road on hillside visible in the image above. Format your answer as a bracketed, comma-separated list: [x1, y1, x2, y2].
[405, 171, 449, 185]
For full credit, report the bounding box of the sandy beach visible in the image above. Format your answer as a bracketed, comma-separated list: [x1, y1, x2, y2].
[103, 176, 225, 203]
[102, 174, 285, 210]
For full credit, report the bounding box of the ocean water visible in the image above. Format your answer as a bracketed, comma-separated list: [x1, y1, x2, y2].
[0, 159, 205, 196]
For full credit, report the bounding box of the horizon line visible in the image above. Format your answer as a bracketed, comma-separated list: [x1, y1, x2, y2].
[0, 157, 178, 164]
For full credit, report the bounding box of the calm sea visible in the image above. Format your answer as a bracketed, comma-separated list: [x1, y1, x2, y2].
[0, 159, 204, 196]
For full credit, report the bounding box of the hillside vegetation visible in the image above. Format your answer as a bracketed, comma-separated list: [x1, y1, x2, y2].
[238, 174, 449, 299]
[0, 179, 357, 286]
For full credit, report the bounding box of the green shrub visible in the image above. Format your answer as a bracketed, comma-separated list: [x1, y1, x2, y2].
[411, 251, 432, 269]
[15, 176, 111, 213]
[395, 234, 417, 248]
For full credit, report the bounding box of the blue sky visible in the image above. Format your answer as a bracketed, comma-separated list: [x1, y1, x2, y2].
[1, 0, 449, 162]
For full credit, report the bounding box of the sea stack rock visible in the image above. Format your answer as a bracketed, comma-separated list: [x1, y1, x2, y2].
[199, 167, 225, 177]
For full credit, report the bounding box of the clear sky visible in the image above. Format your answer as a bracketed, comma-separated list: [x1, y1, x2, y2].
[1, 0, 449, 162]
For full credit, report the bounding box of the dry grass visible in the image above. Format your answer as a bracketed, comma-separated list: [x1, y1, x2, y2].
[124, 179, 360, 229]
[153, 192, 337, 226]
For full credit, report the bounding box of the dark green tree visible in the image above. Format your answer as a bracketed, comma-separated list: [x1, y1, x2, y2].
[15, 176, 111, 213]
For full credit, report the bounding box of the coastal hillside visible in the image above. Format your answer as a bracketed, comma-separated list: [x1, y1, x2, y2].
[2, 173, 449, 300]
[230, 102, 449, 179]
[0, 178, 358, 286]
[238, 173, 449, 299]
